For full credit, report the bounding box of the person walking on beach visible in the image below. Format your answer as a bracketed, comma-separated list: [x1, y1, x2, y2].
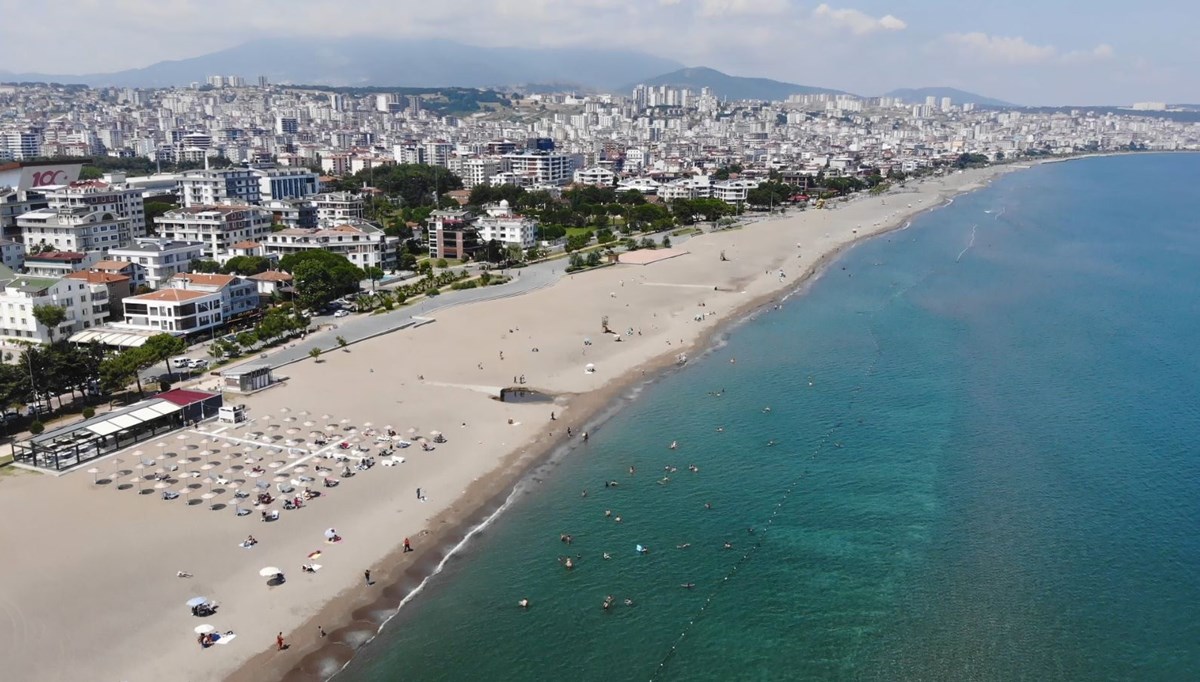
[403, 537, 412, 552]
[276, 632, 286, 650]
[416, 487, 421, 500]
[318, 626, 327, 638]
[364, 569, 372, 585]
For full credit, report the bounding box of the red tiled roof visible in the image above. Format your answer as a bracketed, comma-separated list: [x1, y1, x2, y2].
[25, 251, 87, 261]
[64, 271, 130, 284]
[157, 388, 218, 406]
[247, 271, 292, 282]
[170, 273, 236, 287]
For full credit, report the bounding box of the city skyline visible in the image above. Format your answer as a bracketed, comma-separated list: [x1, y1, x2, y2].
[0, 0, 1192, 106]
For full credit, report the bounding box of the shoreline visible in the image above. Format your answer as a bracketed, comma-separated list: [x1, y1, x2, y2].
[242, 164, 1028, 682]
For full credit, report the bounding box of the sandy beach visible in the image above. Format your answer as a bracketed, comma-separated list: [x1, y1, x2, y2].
[0, 164, 1022, 682]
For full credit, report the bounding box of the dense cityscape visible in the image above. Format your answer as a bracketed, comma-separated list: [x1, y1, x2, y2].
[0, 76, 1196, 415]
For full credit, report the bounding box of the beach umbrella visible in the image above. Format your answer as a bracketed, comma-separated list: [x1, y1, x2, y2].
[280, 407, 290, 414]
[323, 528, 338, 540]
[363, 422, 373, 428]
[185, 597, 208, 607]
[407, 428, 417, 436]
[154, 481, 170, 489]
[194, 624, 215, 635]
[303, 421, 315, 427]
[273, 474, 288, 483]
[176, 434, 188, 441]
[87, 467, 100, 483]
[286, 428, 299, 435]
[430, 430, 442, 438]
[259, 566, 282, 577]
[299, 410, 310, 417]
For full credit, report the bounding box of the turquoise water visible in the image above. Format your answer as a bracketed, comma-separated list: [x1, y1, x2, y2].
[341, 155, 1200, 681]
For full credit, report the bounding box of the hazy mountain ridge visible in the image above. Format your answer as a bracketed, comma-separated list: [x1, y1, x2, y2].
[627, 66, 847, 101]
[882, 87, 1015, 107]
[0, 38, 684, 90]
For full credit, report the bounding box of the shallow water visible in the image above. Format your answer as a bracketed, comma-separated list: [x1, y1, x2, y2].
[341, 154, 1200, 681]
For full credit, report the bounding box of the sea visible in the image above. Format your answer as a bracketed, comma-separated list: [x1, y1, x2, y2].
[339, 154, 1200, 681]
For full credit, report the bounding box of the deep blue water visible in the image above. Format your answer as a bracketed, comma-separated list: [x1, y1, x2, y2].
[341, 154, 1200, 681]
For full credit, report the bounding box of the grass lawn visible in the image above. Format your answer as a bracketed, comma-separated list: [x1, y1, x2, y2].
[564, 227, 594, 238]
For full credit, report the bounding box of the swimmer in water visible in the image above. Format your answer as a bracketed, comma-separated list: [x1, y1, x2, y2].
[605, 509, 612, 517]
[716, 426, 724, 433]
[624, 598, 634, 607]
[723, 541, 733, 550]
[681, 583, 695, 589]
[677, 543, 691, 549]
[669, 440, 677, 450]
[629, 465, 636, 475]
[704, 502, 712, 510]
[518, 598, 530, 608]
[762, 406, 771, 413]
[603, 552, 612, 560]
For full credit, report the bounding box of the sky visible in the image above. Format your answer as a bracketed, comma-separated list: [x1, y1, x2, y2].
[0, 0, 1192, 105]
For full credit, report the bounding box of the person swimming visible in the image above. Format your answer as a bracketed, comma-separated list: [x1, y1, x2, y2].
[677, 543, 691, 549]
[669, 440, 677, 450]
[518, 598, 530, 609]
[602, 552, 612, 560]
[681, 583, 695, 589]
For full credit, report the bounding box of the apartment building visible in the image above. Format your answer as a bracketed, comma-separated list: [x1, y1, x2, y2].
[22, 251, 98, 277]
[426, 210, 478, 260]
[0, 238, 24, 270]
[163, 272, 259, 321]
[256, 167, 319, 201]
[15, 180, 146, 252]
[63, 269, 131, 321]
[476, 201, 537, 250]
[108, 238, 206, 290]
[711, 179, 762, 204]
[311, 192, 364, 225]
[120, 287, 223, 336]
[155, 206, 273, 258]
[177, 168, 261, 207]
[572, 167, 617, 187]
[658, 176, 713, 200]
[0, 265, 113, 353]
[501, 151, 576, 186]
[263, 222, 395, 271]
[0, 186, 48, 240]
[458, 158, 500, 189]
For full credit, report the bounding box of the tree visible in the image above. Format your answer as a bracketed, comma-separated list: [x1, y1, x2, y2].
[336, 336, 348, 349]
[144, 201, 176, 234]
[363, 266, 385, 292]
[435, 258, 448, 269]
[309, 347, 323, 362]
[662, 235, 672, 248]
[236, 331, 258, 349]
[190, 258, 222, 274]
[525, 245, 544, 261]
[32, 304, 67, 342]
[141, 333, 187, 380]
[503, 243, 524, 264]
[280, 251, 364, 310]
[564, 233, 591, 253]
[222, 255, 272, 276]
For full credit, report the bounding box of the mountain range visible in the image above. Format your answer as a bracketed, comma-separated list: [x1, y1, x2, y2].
[627, 66, 846, 101]
[0, 38, 684, 91]
[882, 87, 1014, 107]
[0, 40, 1012, 106]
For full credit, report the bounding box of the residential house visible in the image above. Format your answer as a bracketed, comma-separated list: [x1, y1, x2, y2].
[154, 206, 273, 258]
[108, 238, 206, 290]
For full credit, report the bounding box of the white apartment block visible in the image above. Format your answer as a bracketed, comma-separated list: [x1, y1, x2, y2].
[177, 168, 261, 207]
[256, 167, 319, 201]
[712, 179, 762, 204]
[658, 176, 713, 200]
[15, 180, 145, 253]
[120, 287, 223, 336]
[459, 158, 499, 189]
[572, 167, 617, 187]
[163, 272, 259, 320]
[311, 192, 364, 225]
[501, 151, 576, 186]
[0, 267, 112, 353]
[155, 206, 273, 258]
[108, 238, 206, 290]
[476, 201, 537, 250]
[263, 223, 396, 271]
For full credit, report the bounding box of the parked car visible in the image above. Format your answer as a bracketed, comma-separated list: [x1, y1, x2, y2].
[170, 357, 191, 369]
[333, 310, 349, 318]
[189, 358, 209, 370]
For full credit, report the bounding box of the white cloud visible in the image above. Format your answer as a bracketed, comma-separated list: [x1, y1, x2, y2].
[697, 0, 790, 17]
[944, 32, 1115, 66]
[1063, 43, 1116, 64]
[811, 4, 907, 35]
